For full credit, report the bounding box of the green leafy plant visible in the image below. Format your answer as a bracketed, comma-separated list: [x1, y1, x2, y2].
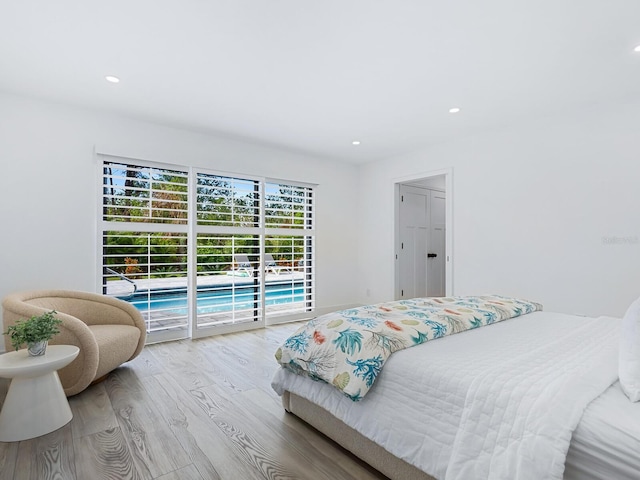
[3, 310, 63, 351]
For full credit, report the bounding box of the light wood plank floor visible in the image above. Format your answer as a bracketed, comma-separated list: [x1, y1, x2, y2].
[0, 323, 389, 480]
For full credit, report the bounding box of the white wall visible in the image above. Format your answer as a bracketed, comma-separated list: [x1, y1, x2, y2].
[0, 92, 360, 334]
[357, 101, 640, 318]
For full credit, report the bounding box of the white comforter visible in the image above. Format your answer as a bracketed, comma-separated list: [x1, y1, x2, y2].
[271, 312, 621, 479]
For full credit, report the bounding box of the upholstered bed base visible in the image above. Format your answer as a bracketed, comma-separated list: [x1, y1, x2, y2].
[282, 391, 435, 480]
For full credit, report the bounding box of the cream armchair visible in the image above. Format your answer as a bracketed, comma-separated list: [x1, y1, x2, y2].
[2, 290, 146, 396]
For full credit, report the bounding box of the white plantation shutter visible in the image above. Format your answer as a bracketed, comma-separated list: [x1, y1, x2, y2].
[99, 155, 315, 341]
[264, 182, 313, 229]
[101, 159, 190, 337]
[264, 235, 314, 316]
[102, 162, 189, 224]
[195, 173, 262, 328]
[196, 173, 260, 227]
[264, 181, 314, 316]
[195, 233, 262, 327]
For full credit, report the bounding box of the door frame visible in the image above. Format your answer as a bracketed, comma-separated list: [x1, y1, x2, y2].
[394, 168, 453, 299]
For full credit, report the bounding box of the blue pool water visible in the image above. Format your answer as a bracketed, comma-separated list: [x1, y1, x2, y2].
[128, 283, 304, 314]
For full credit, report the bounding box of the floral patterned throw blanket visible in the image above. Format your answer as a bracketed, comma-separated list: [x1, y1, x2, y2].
[275, 295, 542, 401]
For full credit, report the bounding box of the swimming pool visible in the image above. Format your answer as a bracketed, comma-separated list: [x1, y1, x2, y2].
[127, 283, 305, 314]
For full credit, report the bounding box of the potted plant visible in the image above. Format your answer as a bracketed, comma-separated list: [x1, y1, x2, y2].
[3, 310, 63, 356]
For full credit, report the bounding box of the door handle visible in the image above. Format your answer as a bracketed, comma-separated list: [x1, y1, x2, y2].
[427, 253, 437, 258]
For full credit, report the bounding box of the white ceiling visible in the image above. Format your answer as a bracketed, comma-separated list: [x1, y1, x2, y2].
[2, 1, 640, 163]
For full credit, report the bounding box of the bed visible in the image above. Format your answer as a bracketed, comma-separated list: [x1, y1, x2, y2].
[271, 296, 640, 480]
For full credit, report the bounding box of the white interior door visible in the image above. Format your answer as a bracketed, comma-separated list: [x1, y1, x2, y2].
[398, 185, 428, 298]
[397, 184, 446, 299]
[427, 190, 446, 297]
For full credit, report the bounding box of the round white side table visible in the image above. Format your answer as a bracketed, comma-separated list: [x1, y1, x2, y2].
[0, 345, 79, 442]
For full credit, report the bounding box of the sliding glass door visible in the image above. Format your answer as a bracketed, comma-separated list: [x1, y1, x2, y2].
[99, 155, 314, 342]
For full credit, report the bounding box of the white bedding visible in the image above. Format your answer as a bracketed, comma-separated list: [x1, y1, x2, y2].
[271, 311, 627, 479]
[565, 381, 640, 480]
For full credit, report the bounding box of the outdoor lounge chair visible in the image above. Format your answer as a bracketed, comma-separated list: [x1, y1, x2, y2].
[233, 254, 253, 274]
[265, 253, 290, 275]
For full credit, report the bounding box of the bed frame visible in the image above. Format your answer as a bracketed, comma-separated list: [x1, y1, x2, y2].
[282, 391, 436, 480]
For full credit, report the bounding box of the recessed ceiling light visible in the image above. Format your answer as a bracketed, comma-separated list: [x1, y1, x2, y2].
[105, 75, 120, 83]
[352, 140, 361, 145]
[634, 45, 640, 52]
[449, 107, 461, 114]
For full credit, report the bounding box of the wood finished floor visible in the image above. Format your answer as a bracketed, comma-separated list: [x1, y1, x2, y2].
[0, 323, 389, 480]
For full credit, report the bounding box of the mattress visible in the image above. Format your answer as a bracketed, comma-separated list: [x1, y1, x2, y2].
[272, 311, 637, 479]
